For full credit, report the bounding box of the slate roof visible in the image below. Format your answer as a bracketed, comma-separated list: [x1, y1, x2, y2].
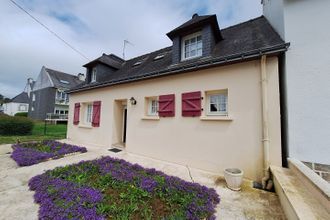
[11, 92, 29, 104]
[45, 68, 83, 89]
[69, 16, 289, 93]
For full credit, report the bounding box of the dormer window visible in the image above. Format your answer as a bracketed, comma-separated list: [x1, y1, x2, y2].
[181, 32, 202, 61]
[91, 68, 97, 83]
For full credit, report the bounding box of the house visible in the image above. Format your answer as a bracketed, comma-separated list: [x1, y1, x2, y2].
[3, 92, 29, 116]
[67, 14, 289, 182]
[28, 66, 84, 120]
[263, 0, 330, 178]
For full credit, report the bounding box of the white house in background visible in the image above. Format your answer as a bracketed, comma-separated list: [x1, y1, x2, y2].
[3, 92, 29, 116]
[263, 0, 330, 173]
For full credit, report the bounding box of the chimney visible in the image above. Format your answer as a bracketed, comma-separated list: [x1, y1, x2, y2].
[77, 73, 85, 81]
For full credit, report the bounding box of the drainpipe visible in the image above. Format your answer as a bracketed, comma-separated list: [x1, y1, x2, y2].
[260, 55, 271, 189]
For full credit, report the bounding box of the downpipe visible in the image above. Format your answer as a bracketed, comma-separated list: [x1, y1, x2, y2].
[260, 55, 271, 190]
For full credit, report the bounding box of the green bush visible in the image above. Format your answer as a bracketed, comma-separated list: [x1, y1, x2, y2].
[14, 112, 28, 117]
[0, 115, 34, 135]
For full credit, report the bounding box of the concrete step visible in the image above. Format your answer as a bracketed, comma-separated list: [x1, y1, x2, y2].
[271, 161, 330, 220]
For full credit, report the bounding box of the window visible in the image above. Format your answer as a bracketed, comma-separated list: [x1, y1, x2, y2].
[86, 104, 93, 124]
[148, 99, 158, 116]
[153, 54, 165, 61]
[32, 93, 36, 101]
[181, 32, 202, 60]
[206, 90, 228, 116]
[56, 90, 68, 102]
[91, 68, 97, 82]
[60, 80, 69, 84]
[18, 104, 27, 111]
[145, 97, 158, 117]
[65, 110, 68, 115]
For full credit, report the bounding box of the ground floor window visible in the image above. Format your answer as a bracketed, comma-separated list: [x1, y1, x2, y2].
[18, 104, 27, 111]
[85, 104, 93, 124]
[206, 89, 228, 116]
[145, 97, 158, 116]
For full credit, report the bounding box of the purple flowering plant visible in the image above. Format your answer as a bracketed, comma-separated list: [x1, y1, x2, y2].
[11, 140, 87, 166]
[29, 156, 220, 219]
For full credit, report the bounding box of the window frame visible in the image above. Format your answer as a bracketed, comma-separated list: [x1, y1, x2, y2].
[206, 90, 228, 116]
[91, 68, 97, 83]
[181, 32, 203, 61]
[148, 98, 159, 116]
[85, 103, 93, 125]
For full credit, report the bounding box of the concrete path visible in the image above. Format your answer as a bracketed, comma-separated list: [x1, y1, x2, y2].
[0, 141, 286, 220]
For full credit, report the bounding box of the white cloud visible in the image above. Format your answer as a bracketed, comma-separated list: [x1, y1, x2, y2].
[0, 0, 261, 98]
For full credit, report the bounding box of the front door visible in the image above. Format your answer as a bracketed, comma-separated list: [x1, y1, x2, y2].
[122, 107, 127, 143]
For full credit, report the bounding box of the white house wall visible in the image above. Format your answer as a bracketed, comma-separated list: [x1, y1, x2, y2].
[283, 0, 330, 165]
[3, 102, 29, 116]
[67, 57, 282, 181]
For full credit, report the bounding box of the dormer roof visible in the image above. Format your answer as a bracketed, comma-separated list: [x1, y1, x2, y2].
[83, 53, 124, 69]
[167, 14, 222, 41]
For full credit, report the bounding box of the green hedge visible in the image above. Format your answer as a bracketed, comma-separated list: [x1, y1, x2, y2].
[0, 115, 34, 135]
[14, 112, 28, 117]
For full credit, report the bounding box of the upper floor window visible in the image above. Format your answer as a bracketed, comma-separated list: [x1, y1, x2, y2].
[181, 32, 202, 60]
[56, 90, 68, 102]
[91, 68, 97, 83]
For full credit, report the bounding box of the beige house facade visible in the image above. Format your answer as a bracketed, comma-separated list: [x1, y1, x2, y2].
[67, 15, 288, 181]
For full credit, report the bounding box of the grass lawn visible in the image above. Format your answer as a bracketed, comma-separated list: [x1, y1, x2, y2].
[11, 140, 87, 166]
[0, 121, 67, 144]
[29, 156, 220, 219]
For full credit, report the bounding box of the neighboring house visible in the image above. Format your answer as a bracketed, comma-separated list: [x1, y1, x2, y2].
[29, 66, 83, 120]
[3, 92, 29, 116]
[67, 14, 289, 181]
[263, 0, 330, 174]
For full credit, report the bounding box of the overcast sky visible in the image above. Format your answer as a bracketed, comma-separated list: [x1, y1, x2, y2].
[0, 0, 262, 98]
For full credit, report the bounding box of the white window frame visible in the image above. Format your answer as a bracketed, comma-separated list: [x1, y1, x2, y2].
[148, 98, 158, 116]
[85, 103, 93, 125]
[181, 32, 203, 61]
[206, 90, 228, 116]
[91, 68, 97, 83]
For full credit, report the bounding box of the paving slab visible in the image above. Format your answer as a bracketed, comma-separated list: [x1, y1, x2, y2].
[0, 141, 286, 220]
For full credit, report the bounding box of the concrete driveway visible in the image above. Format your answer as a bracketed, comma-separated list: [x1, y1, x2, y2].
[0, 141, 285, 220]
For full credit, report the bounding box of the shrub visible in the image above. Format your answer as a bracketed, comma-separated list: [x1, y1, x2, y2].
[14, 112, 28, 117]
[0, 115, 34, 135]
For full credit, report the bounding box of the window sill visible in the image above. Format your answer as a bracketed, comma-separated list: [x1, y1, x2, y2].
[78, 124, 93, 129]
[141, 116, 160, 121]
[200, 116, 233, 121]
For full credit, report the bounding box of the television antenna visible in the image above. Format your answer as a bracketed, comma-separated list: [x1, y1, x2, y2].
[122, 40, 134, 60]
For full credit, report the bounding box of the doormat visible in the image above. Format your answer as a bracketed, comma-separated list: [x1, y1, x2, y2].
[108, 148, 122, 153]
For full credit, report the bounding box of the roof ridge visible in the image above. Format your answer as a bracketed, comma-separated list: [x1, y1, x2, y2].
[221, 15, 264, 31]
[45, 67, 76, 78]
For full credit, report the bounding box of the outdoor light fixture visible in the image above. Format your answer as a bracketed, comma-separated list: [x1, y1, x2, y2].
[130, 97, 137, 105]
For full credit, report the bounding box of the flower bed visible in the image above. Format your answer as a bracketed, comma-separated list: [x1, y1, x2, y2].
[11, 140, 87, 166]
[29, 156, 220, 219]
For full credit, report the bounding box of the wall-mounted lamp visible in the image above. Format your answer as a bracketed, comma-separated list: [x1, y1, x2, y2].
[130, 97, 137, 105]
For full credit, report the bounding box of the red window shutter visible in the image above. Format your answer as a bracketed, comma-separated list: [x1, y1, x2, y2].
[73, 103, 80, 125]
[92, 101, 101, 127]
[158, 94, 175, 117]
[182, 91, 202, 117]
